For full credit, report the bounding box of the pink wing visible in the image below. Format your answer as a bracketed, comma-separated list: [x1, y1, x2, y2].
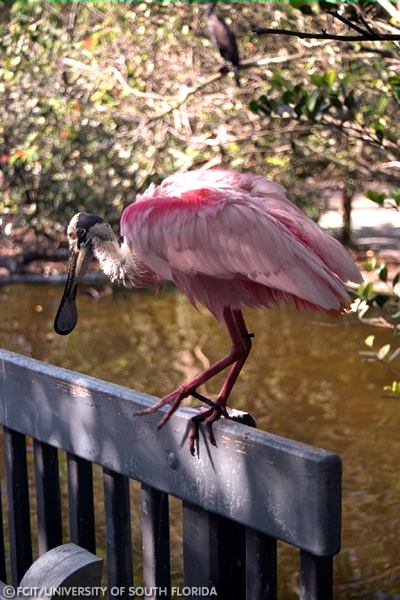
[121, 186, 361, 319]
[144, 168, 361, 285]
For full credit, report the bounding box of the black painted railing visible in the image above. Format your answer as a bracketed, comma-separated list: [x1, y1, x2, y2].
[0, 349, 341, 600]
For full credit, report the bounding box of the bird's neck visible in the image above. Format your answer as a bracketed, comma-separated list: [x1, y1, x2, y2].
[92, 237, 161, 290]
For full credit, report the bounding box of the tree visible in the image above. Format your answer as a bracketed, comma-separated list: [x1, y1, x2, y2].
[0, 0, 398, 253]
[250, 0, 400, 242]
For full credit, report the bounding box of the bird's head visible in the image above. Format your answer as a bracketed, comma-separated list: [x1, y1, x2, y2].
[54, 211, 137, 336]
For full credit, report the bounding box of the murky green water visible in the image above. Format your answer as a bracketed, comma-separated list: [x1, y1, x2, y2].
[0, 284, 399, 598]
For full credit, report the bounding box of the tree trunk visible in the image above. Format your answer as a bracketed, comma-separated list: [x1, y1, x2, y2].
[341, 187, 353, 245]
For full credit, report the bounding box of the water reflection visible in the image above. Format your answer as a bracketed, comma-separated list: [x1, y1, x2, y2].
[0, 284, 399, 598]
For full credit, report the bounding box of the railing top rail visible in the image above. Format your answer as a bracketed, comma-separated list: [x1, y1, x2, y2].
[0, 349, 341, 556]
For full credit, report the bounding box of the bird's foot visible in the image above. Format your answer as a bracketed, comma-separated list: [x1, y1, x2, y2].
[135, 387, 216, 429]
[188, 400, 229, 456]
[135, 387, 190, 427]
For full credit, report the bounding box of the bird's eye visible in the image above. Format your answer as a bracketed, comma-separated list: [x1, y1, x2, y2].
[76, 228, 87, 244]
[68, 231, 77, 240]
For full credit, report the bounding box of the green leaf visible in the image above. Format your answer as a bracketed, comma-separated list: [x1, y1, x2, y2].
[376, 95, 389, 116]
[365, 335, 375, 348]
[248, 100, 260, 114]
[324, 70, 336, 87]
[384, 381, 400, 396]
[389, 189, 400, 206]
[392, 273, 400, 288]
[374, 294, 390, 308]
[379, 265, 388, 282]
[344, 91, 356, 110]
[329, 94, 342, 109]
[289, 0, 314, 14]
[362, 257, 377, 271]
[310, 74, 324, 87]
[270, 72, 289, 91]
[377, 344, 391, 361]
[306, 91, 319, 114]
[364, 190, 386, 205]
[356, 281, 374, 301]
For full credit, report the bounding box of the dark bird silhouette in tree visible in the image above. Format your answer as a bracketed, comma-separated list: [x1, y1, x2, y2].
[207, 2, 241, 87]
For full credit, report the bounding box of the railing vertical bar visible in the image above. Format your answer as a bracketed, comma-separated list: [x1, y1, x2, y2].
[67, 453, 95, 553]
[300, 551, 333, 600]
[183, 502, 219, 597]
[33, 440, 62, 555]
[141, 485, 171, 599]
[3, 427, 32, 585]
[103, 468, 133, 594]
[245, 528, 277, 600]
[183, 502, 245, 600]
[0, 481, 7, 583]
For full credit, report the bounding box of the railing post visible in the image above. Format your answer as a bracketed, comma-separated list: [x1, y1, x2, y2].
[67, 453, 96, 554]
[300, 551, 333, 600]
[246, 528, 277, 600]
[33, 440, 63, 554]
[141, 485, 171, 600]
[0, 481, 6, 583]
[3, 427, 32, 585]
[183, 502, 245, 600]
[103, 468, 133, 597]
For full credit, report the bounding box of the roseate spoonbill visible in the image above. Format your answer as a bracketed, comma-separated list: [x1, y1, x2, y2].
[207, 2, 241, 87]
[54, 168, 362, 454]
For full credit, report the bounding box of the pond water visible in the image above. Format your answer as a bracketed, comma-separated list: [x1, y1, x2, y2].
[0, 283, 399, 599]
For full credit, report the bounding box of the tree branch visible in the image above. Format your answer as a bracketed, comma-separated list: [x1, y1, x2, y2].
[327, 10, 370, 36]
[252, 25, 400, 42]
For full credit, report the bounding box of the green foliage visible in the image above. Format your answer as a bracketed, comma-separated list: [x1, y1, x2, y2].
[249, 3, 399, 211]
[355, 249, 400, 397]
[0, 1, 399, 238]
[364, 188, 400, 209]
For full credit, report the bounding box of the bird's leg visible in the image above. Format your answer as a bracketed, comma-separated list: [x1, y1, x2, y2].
[136, 307, 248, 428]
[188, 309, 253, 454]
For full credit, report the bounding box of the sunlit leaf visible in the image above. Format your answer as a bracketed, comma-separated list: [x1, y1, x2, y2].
[384, 381, 400, 396]
[325, 70, 336, 87]
[377, 344, 391, 361]
[362, 257, 377, 272]
[365, 335, 375, 348]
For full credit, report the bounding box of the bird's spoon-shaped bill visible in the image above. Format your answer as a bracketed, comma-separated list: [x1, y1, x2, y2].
[54, 244, 92, 335]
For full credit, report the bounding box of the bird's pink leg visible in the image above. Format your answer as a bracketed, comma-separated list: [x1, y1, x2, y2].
[188, 309, 252, 453]
[137, 307, 248, 430]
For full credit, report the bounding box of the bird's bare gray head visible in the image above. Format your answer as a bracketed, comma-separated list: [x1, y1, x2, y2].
[54, 212, 137, 336]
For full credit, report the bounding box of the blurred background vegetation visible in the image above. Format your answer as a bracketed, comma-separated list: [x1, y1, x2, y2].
[0, 0, 399, 259]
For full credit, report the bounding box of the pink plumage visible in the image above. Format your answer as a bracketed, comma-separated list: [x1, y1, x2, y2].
[54, 168, 362, 453]
[119, 168, 362, 453]
[121, 168, 361, 321]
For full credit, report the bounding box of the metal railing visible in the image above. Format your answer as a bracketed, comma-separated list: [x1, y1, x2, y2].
[0, 348, 341, 600]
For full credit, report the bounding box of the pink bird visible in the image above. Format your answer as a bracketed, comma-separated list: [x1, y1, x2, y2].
[54, 168, 362, 453]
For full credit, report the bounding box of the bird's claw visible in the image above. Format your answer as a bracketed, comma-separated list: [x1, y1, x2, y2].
[136, 387, 229, 454]
[188, 403, 229, 456]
